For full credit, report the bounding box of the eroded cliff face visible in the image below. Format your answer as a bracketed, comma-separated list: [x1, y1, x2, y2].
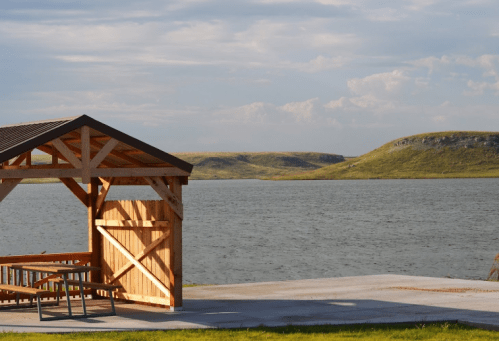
[393, 133, 499, 150]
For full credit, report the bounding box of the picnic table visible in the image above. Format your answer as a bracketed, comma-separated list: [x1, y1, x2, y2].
[0, 263, 120, 321]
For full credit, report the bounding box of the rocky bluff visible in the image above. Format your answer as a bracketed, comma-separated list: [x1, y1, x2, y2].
[393, 133, 499, 151]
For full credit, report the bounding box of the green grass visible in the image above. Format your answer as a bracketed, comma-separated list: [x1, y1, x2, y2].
[1, 323, 497, 340]
[277, 131, 499, 180]
[171, 152, 344, 180]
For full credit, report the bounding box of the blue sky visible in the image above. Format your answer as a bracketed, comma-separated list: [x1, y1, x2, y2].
[0, 0, 498, 156]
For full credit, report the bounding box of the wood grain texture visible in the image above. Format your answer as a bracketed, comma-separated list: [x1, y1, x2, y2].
[98, 200, 173, 306]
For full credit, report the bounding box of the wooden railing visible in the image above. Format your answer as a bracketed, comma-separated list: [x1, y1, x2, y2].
[0, 252, 92, 304]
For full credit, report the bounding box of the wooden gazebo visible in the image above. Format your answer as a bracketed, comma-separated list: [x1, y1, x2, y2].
[0, 115, 193, 310]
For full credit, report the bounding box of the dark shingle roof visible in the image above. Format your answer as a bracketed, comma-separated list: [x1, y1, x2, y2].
[0, 115, 193, 173]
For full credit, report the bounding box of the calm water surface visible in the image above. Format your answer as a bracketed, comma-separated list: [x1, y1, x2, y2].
[1, 179, 498, 284]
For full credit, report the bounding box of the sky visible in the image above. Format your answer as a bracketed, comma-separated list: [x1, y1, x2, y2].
[0, 0, 498, 156]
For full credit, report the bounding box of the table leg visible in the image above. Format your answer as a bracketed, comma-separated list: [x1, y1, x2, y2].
[77, 273, 87, 316]
[15, 269, 21, 306]
[63, 274, 72, 317]
[29, 272, 36, 307]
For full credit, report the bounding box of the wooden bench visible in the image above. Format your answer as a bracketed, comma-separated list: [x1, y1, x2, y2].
[48, 278, 122, 316]
[0, 284, 50, 320]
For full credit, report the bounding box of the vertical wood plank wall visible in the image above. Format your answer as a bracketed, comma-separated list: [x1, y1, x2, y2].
[98, 200, 172, 306]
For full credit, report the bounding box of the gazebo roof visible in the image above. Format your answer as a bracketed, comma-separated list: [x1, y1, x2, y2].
[0, 115, 193, 173]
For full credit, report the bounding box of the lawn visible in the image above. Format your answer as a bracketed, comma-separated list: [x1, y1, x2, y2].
[1, 323, 498, 340]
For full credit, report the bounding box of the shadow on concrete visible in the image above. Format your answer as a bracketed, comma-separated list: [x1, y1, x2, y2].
[2, 297, 499, 332]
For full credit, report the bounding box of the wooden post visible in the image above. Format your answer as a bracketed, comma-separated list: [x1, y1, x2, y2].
[88, 178, 101, 295]
[81, 126, 91, 184]
[169, 177, 183, 310]
[51, 145, 58, 165]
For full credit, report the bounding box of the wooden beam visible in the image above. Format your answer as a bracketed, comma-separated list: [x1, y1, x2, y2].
[88, 179, 101, 292]
[92, 168, 190, 178]
[59, 178, 89, 207]
[144, 176, 183, 220]
[81, 126, 91, 184]
[95, 219, 169, 228]
[63, 132, 121, 168]
[51, 145, 58, 165]
[69, 130, 148, 167]
[61, 143, 118, 168]
[89, 138, 119, 169]
[97, 226, 171, 297]
[122, 150, 145, 155]
[26, 151, 31, 167]
[112, 177, 149, 186]
[2, 163, 74, 170]
[112, 292, 169, 306]
[35, 145, 67, 165]
[62, 136, 111, 144]
[89, 139, 148, 167]
[0, 178, 22, 202]
[51, 138, 82, 168]
[0, 168, 81, 179]
[95, 177, 114, 217]
[68, 130, 182, 170]
[169, 177, 183, 309]
[11, 154, 27, 166]
[107, 229, 170, 283]
[0, 167, 189, 179]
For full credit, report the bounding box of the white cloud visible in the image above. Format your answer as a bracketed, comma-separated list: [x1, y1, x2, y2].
[456, 54, 499, 79]
[165, 20, 228, 44]
[279, 97, 319, 123]
[405, 0, 440, 11]
[256, 0, 355, 4]
[464, 80, 499, 96]
[0, 21, 157, 51]
[215, 102, 272, 124]
[324, 97, 349, 110]
[347, 70, 410, 97]
[408, 56, 451, 74]
[280, 55, 346, 73]
[366, 8, 407, 21]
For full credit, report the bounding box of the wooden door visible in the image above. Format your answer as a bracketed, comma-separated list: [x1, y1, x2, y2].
[96, 200, 172, 306]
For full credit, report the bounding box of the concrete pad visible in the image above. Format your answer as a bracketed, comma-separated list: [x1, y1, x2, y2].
[2, 274, 499, 333]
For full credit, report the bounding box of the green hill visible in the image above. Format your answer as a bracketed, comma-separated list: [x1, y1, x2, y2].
[24, 152, 345, 181]
[173, 152, 345, 179]
[276, 131, 499, 180]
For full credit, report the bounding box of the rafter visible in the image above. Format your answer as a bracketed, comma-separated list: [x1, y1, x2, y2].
[69, 131, 149, 167]
[144, 176, 183, 220]
[59, 178, 89, 207]
[122, 150, 145, 155]
[0, 178, 22, 202]
[11, 154, 27, 166]
[51, 138, 82, 168]
[41, 141, 117, 168]
[96, 177, 114, 217]
[62, 136, 111, 144]
[89, 138, 119, 169]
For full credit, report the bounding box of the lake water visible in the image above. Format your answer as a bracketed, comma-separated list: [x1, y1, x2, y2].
[1, 179, 498, 284]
